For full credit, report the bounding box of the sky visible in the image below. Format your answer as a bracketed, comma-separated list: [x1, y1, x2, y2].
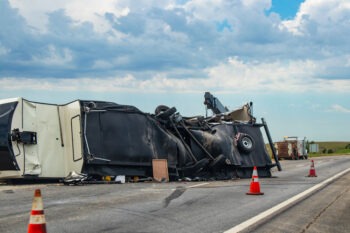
[0, 0, 349, 142]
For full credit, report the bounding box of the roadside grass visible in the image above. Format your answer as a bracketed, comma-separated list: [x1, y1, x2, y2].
[311, 141, 350, 157]
[336, 148, 350, 154]
[308, 151, 350, 158]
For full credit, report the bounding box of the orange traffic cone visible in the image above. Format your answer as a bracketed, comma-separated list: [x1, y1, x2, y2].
[28, 189, 47, 233]
[307, 159, 317, 177]
[246, 166, 264, 195]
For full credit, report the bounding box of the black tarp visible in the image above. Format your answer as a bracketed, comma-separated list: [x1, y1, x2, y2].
[0, 102, 19, 171]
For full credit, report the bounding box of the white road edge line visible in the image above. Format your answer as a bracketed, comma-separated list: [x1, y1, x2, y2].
[188, 183, 210, 188]
[224, 167, 350, 233]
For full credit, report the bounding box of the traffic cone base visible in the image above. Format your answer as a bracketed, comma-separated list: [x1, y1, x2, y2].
[307, 169, 317, 177]
[307, 160, 317, 177]
[246, 166, 264, 195]
[28, 223, 47, 233]
[28, 189, 47, 233]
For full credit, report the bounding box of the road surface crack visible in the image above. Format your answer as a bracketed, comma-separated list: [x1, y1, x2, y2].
[300, 186, 350, 233]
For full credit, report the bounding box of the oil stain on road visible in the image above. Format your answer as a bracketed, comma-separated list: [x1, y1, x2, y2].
[163, 186, 186, 208]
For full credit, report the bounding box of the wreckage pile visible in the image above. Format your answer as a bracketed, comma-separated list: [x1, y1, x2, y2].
[0, 92, 280, 182]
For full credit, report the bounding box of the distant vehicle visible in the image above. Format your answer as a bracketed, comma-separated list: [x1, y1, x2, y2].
[275, 137, 308, 160]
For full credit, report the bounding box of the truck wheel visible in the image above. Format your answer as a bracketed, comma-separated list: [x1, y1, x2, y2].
[155, 105, 176, 120]
[155, 105, 170, 115]
[237, 134, 255, 154]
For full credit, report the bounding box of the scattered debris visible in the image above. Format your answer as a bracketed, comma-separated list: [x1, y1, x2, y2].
[63, 171, 88, 185]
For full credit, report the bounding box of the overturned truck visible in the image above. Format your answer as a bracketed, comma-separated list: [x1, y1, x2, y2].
[0, 93, 281, 181]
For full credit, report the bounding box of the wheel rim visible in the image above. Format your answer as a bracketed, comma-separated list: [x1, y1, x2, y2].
[242, 136, 253, 149]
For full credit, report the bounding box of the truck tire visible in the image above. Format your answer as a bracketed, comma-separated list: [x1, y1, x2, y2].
[155, 105, 176, 120]
[237, 134, 255, 154]
[155, 105, 170, 115]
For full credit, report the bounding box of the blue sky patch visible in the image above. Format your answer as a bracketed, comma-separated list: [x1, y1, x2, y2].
[216, 19, 233, 32]
[267, 0, 305, 19]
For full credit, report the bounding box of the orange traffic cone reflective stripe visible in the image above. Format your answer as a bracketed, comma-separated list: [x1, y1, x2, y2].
[246, 166, 264, 195]
[28, 189, 47, 233]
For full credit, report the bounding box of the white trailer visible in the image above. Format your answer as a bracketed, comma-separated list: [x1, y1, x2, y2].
[0, 98, 83, 179]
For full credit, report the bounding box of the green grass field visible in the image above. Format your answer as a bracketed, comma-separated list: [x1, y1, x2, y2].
[309, 141, 350, 157]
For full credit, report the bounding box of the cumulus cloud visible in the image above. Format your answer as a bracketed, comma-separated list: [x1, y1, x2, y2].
[1, 57, 349, 93]
[0, 43, 10, 56]
[330, 104, 350, 113]
[8, 0, 131, 33]
[32, 45, 73, 66]
[281, 0, 350, 47]
[1, 0, 349, 93]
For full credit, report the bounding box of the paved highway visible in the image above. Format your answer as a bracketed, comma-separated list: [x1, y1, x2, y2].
[0, 155, 349, 233]
[240, 171, 350, 233]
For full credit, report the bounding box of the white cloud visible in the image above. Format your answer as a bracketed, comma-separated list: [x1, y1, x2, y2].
[0, 43, 10, 56]
[0, 75, 137, 92]
[2, 0, 350, 85]
[32, 45, 73, 66]
[64, 1, 130, 33]
[330, 104, 350, 113]
[9, 0, 130, 33]
[281, 0, 350, 36]
[1, 58, 350, 93]
[204, 57, 350, 93]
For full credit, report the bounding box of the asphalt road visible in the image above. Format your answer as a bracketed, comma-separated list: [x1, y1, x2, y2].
[241, 171, 350, 233]
[0, 155, 349, 233]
